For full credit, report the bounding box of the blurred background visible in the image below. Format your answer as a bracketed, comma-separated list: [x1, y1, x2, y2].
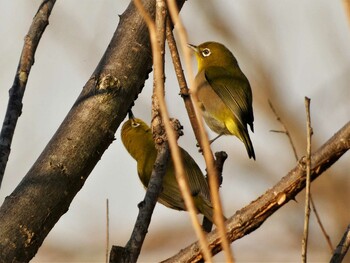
[0, 0, 349, 262]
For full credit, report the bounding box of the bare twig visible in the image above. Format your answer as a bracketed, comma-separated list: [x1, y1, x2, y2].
[268, 100, 298, 160]
[166, 18, 228, 234]
[302, 97, 312, 262]
[166, 1, 233, 262]
[151, 0, 167, 142]
[109, 145, 170, 263]
[310, 197, 334, 253]
[165, 19, 201, 144]
[109, 2, 171, 262]
[132, 1, 212, 262]
[330, 224, 350, 263]
[106, 199, 109, 263]
[162, 121, 350, 262]
[269, 100, 334, 252]
[202, 151, 228, 233]
[342, 0, 350, 26]
[0, 0, 56, 189]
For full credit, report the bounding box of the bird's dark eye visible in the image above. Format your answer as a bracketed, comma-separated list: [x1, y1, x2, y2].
[131, 121, 140, 128]
[201, 48, 211, 57]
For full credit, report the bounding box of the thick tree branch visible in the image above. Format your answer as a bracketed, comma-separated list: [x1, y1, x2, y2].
[0, 1, 185, 262]
[0, 0, 56, 189]
[162, 121, 350, 263]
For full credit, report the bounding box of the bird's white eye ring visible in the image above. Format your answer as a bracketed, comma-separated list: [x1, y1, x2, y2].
[131, 121, 140, 128]
[201, 48, 211, 57]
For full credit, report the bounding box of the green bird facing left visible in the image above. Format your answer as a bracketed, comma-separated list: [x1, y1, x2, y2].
[189, 41, 256, 160]
[121, 115, 215, 223]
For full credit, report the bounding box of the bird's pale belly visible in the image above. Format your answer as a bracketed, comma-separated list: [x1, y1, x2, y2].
[197, 84, 233, 135]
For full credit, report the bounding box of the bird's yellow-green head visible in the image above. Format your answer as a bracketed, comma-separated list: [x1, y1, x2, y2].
[121, 115, 154, 162]
[188, 41, 238, 72]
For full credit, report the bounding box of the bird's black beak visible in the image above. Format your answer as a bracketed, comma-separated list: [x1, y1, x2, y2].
[128, 110, 135, 120]
[128, 110, 139, 127]
[187, 43, 199, 53]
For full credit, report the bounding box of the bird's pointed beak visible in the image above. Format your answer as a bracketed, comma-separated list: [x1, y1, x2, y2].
[187, 43, 199, 53]
[128, 110, 139, 127]
[128, 110, 135, 120]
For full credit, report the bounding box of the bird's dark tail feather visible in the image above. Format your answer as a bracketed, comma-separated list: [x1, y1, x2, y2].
[242, 130, 255, 160]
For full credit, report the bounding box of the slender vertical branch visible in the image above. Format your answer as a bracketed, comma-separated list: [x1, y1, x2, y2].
[201, 151, 228, 233]
[342, 0, 350, 26]
[110, 145, 170, 263]
[151, 0, 167, 141]
[106, 199, 110, 263]
[165, 19, 201, 143]
[269, 100, 334, 252]
[166, 21, 228, 236]
[109, 2, 171, 262]
[132, 1, 212, 262]
[302, 97, 312, 262]
[166, 1, 233, 262]
[0, 0, 57, 189]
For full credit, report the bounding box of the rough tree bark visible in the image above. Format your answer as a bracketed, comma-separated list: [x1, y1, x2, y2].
[0, 1, 185, 262]
[162, 121, 350, 262]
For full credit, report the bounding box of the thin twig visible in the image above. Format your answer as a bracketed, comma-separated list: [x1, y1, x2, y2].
[110, 145, 170, 263]
[161, 121, 350, 262]
[201, 151, 228, 233]
[302, 97, 312, 263]
[133, 1, 212, 262]
[166, 18, 225, 234]
[268, 100, 299, 160]
[0, 0, 57, 189]
[268, 100, 334, 252]
[166, 1, 233, 262]
[165, 19, 201, 141]
[151, 0, 167, 143]
[109, 2, 171, 262]
[342, 0, 350, 26]
[310, 198, 334, 253]
[126, 146, 170, 262]
[330, 224, 350, 263]
[106, 199, 109, 263]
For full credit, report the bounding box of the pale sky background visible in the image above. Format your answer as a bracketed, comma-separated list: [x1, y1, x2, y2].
[0, 1, 349, 262]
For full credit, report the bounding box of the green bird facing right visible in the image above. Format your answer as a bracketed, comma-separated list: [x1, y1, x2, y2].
[189, 41, 256, 160]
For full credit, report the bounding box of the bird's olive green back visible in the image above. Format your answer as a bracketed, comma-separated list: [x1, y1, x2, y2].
[204, 66, 254, 131]
[120, 118, 213, 218]
[191, 41, 256, 159]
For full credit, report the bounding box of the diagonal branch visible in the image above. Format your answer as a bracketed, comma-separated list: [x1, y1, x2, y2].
[330, 224, 350, 263]
[166, 1, 233, 261]
[0, 1, 186, 262]
[162, 121, 350, 262]
[109, 1, 171, 262]
[0, 0, 57, 189]
[109, 145, 170, 263]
